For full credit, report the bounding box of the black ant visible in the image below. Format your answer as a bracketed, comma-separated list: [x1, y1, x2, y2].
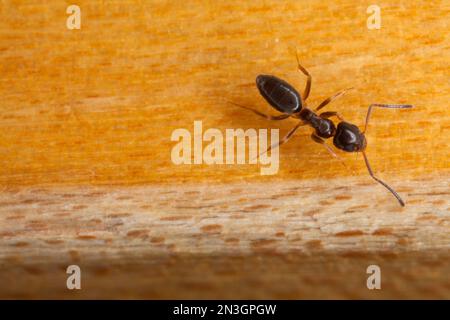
[231, 54, 412, 206]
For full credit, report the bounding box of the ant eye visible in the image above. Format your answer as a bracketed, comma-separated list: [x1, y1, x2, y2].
[333, 122, 366, 152]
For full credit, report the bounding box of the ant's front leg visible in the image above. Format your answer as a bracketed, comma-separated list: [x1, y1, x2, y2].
[319, 111, 345, 122]
[311, 133, 339, 159]
[310, 132, 350, 172]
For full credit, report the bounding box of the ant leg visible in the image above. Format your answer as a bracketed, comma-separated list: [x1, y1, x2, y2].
[310, 133, 350, 171]
[228, 101, 290, 120]
[259, 121, 306, 157]
[315, 87, 354, 112]
[319, 111, 345, 122]
[362, 151, 405, 207]
[295, 51, 312, 101]
[364, 104, 413, 133]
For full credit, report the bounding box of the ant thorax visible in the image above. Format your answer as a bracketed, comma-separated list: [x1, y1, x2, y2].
[299, 108, 336, 139]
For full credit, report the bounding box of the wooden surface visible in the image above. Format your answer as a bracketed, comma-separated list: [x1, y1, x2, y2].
[0, 0, 449, 299]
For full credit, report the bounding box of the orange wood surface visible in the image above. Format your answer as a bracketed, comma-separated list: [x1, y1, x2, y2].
[0, 0, 448, 186]
[0, 0, 448, 299]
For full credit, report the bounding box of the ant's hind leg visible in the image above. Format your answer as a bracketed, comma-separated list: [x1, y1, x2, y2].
[295, 51, 312, 101]
[310, 133, 350, 172]
[315, 87, 354, 112]
[228, 101, 290, 120]
[319, 111, 345, 122]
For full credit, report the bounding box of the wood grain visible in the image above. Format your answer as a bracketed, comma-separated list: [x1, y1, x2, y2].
[0, 0, 449, 185]
[1, 175, 449, 257]
[1, 174, 449, 298]
[0, 0, 449, 299]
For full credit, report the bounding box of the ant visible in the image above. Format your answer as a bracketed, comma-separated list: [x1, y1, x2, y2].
[231, 54, 412, 206]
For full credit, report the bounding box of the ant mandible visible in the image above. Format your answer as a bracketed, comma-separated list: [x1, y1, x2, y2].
[231, 53, 413, 206]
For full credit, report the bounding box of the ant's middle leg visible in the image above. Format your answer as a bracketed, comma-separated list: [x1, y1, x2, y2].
[319, 111, 345, 122]
[259, 121, 307, 157]
[315, 87, 354, 112]
[295, 51, 312, 101]
[228, 101, 290, 120]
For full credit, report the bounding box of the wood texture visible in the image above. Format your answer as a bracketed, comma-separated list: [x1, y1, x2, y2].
[0, 0, 449, 299]
[1, 174, 449, 299]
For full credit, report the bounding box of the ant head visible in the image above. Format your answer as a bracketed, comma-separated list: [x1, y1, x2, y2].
[333, 121, 367, 152]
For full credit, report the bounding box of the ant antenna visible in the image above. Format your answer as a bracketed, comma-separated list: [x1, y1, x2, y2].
[361, 103, 413, 206]
[364, 104, 413, 133]
[362, 151, 405, 207]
